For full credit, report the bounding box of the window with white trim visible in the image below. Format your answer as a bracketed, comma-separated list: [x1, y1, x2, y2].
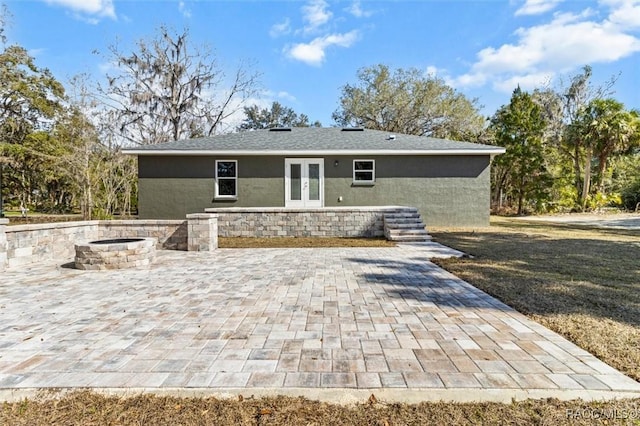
[353, 159, 375, 184]
[215, 160, 237, 199]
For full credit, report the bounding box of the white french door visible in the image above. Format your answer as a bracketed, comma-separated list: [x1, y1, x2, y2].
[284, 158, 324, 208]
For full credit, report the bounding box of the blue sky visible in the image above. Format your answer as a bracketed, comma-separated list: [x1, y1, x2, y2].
[4, 0, 640, 128]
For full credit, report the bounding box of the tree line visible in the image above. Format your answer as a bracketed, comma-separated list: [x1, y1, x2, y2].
[0, 18, 638, 218]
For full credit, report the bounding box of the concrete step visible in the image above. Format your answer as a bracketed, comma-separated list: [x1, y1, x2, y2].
[384, 222, 426, 229]
[384, 218, 423, 224]
[383, 210, 431, 242]
[385, 216, 423, 221]
[387, 229, 431, 236]
[384, 213, 421, 219]
[386, 234, 433, 242]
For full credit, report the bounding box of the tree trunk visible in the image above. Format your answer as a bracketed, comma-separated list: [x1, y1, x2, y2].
[517, 175, 524, 215]
[596, 153, 609, 194]
[581, 146, 592, 211]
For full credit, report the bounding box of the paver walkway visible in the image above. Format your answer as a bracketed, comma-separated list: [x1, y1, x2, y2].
[1, 243, 639, 403]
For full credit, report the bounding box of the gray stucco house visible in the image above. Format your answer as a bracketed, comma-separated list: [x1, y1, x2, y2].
[123, 127, 504, 227]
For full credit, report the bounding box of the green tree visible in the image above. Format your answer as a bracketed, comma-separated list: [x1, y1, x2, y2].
[53, 75, 104, 219]
[238, 101, 320, 130]
[0, 44, 65, 208]
[102, 26, 259, 145]
[490, 87, 551, 215]
[569, 99, 640, 209]
[610, 153, 640, 211]
[332, 64, 484, 140]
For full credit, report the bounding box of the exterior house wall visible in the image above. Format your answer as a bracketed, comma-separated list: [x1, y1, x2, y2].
[138, 156, 284, 219]
[137, 154, 491, 227]
[325, 155, 491, 227]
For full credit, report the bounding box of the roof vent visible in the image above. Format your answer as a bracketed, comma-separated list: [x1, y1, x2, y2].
[388, 134, 396, 140]
[341, 127, 364, 131]
[269, 127, 292, 132]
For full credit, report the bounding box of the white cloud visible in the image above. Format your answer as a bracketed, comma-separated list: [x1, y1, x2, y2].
[302, 0, 332, 33]
[454, 3, 640, 93]
[603, 0, 640, 30]
[273, 0, 368, 66]
[270, 18, 291, 38]
[424, 65, 456, 87]
[43, 0, 116, 20]
[286, 31, 359, 66]
[347, 0, 374, 18]
[492, 72, 554, 93]
[425, 66, 439, 77]
[515, 0, 564, 16]
[276, 91, 297, 102]
[178, 1, 192, 18]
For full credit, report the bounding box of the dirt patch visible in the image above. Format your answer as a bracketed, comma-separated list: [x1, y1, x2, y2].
[219, 237, 395, 248]
[431, 216, 640, 382]
[2, 391, 639, 425]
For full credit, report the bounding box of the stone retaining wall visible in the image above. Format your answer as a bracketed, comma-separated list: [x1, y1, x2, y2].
[4, 221, 100, 269]
[1, 219, 194, 271]
[186, 214, 218, 251]
[0, 207, 415, 271]
[99, 220, 187, 250]
[205, 207, 410, 238]
[0, 219, 9, 270]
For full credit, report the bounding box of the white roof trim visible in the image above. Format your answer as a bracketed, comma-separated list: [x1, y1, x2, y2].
[123, 148, 506, 156]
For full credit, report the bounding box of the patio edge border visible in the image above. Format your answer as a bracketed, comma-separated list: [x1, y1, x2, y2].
[1, 387, 639, 404]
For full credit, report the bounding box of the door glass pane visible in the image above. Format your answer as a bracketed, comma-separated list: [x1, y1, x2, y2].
[308, 163, 320, 201]
[290, 164, 301, 200]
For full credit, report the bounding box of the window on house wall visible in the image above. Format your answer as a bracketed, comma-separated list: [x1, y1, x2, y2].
[353, 159, 375, 184]
[215, 160, 237, 199]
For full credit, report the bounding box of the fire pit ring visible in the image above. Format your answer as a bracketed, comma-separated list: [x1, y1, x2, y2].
[74, 237, 157, 270]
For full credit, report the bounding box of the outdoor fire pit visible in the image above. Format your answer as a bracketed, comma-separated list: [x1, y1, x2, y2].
[74, 237, 157, 270]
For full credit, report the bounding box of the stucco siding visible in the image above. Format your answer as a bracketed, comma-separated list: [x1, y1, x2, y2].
[324, 156, 490, 227]
[137, 155, 491, 226]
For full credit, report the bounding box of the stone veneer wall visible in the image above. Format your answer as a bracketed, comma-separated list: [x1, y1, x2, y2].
[0, 219, 9, 270]
[3, 221, 101, 269]
[1, 219, 191, 271]
[205, 207, 411, 238]
[99, 220, 187, 250]
[0, 207, 412, 271]
[186, 214, 218, 251]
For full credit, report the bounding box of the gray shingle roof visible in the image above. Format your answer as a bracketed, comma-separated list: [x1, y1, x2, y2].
[123, 127, 504, 155]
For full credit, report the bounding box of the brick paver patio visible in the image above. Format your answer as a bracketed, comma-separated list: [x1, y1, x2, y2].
[1, 243, 639, 402]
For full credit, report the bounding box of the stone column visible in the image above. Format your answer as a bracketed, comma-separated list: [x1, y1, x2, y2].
[186, 213, 218, 251]
[0, 218, 8, 271]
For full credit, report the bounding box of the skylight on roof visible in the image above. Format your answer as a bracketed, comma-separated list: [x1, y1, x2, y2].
[269, 127, 292, 132]
[341, 127, 364, 131]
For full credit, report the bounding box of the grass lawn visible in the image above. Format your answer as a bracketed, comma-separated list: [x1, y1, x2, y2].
[431, 216, 640, 383]
[2, 390, 639, 425]
[219, 236, 395, 248]
[2, 216, 640, 424]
